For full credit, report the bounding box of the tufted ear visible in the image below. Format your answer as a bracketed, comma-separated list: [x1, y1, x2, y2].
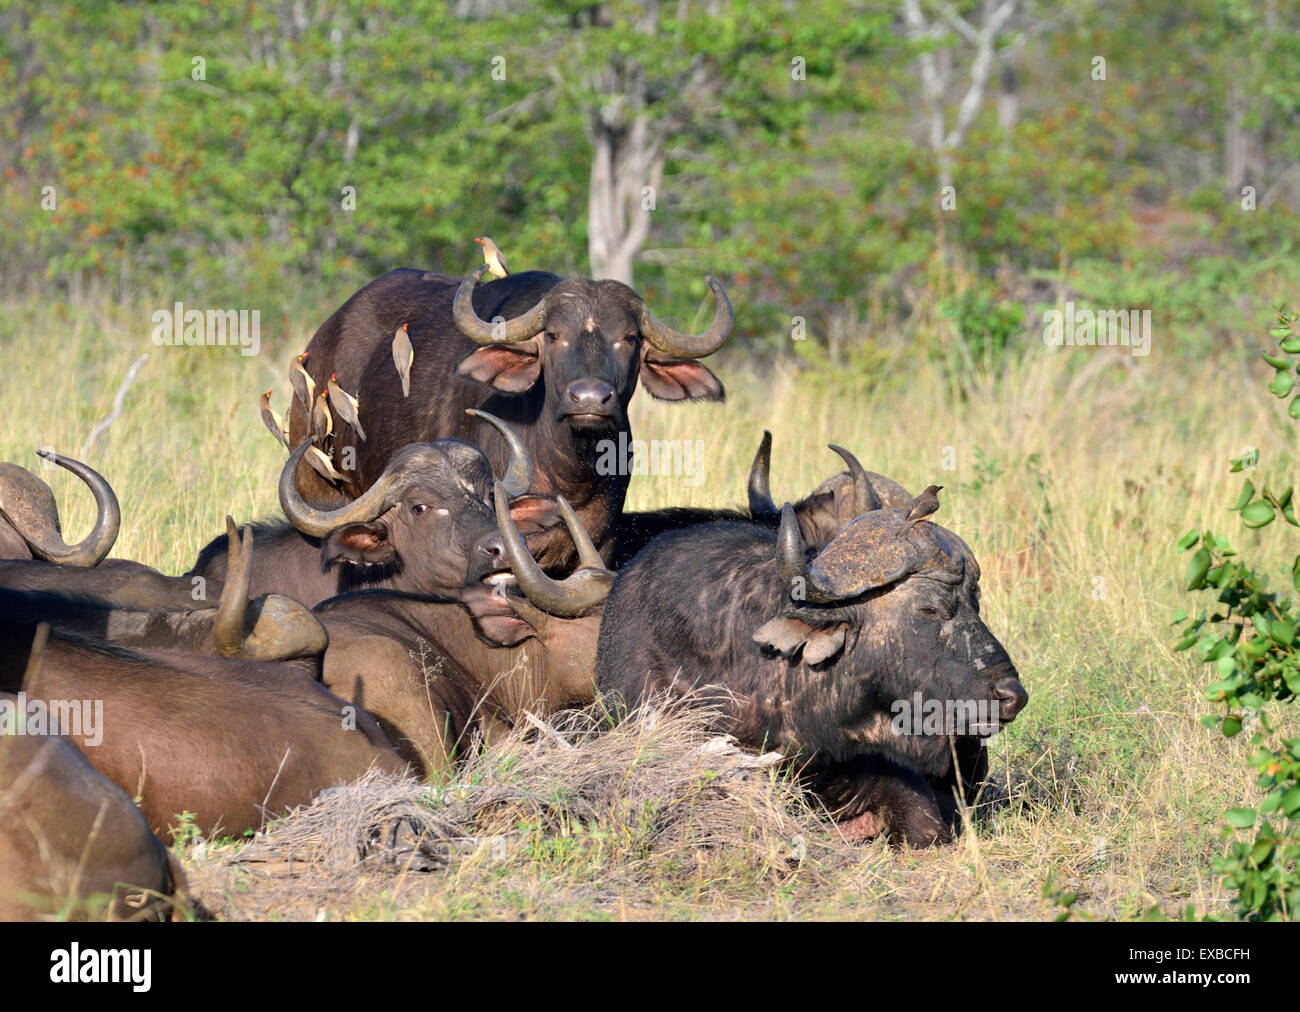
[753, 615, 848, 666]
[323, 522, 396, 567]
[457, 343, 541, 393]
[639, 350, 725, 402]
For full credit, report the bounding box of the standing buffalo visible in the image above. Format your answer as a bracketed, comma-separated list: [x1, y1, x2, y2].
[285, 265, 733, 569]
[595, 486, 1028, 848]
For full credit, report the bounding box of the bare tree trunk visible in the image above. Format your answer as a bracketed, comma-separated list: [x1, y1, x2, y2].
[901, 0, 1022, 221]
[996, 61, 1019, 131]
[585, 3, 666, 285]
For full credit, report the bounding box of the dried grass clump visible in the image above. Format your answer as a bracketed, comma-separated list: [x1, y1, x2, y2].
[210, 698, 835, 894]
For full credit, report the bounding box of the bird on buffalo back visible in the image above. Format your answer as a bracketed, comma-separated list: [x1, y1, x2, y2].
[391, 323, 414, 398]
[311, 390, 334, 449]
[327, 373, 366, 441]
[474, 235, 509, 279]
[289, 353, 314, 414]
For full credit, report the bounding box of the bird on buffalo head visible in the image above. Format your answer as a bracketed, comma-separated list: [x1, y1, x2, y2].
[327, 373, 366, 441]
[391, 323, 414, 398]
[474, 236, 509, 279]
[900, 485, 943, 535]
[259, 391, 289, 450]
[289, 353, 314, 413]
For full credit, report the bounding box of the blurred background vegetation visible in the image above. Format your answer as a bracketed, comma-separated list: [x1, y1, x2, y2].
[3, 0, 1298, 367]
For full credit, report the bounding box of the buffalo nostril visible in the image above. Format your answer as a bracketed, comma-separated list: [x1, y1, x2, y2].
[566, 381, 614, 408]
[480, 534, 504, 559]
[993, 677, 1028, 721]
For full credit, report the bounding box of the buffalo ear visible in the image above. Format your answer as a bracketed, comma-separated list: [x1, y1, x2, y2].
[458, 585, 538, 646]
[508, 494, 564, 536]
[639, 351, 726, 402]
[457, 344, 541, 392]
[323, 522, 397, 567]
[753, 615, 847, 666]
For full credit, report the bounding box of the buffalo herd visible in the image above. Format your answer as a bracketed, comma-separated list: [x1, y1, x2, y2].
[0, 247, 1027, 919]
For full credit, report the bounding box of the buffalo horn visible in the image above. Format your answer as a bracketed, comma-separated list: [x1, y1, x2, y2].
[465, 409, 534, 498]
[747, 431, 778, 521]
[493, 480, 612, 618]
[639, 276, 734, 359]
[452, 264, 549, 345]
[278, 439, 400, 537]
[0, 451, 120, 567]
[827, 444, 882, 513]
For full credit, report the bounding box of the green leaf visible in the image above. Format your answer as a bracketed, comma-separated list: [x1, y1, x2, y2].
[1232, 481, 1256, 511]
[1263, 353, 1290, 369]
[1290, 395, 1300, 419]
[1241, 500, 1275, 528]
[1225, 807, 1257, 828]
[1186, 547, 1211, 589]
[1260, 788, 1283, 813]
[1270, 620, 1295, 646]
[1270, 370, 1295, 397]
[1282, 336, 1300, 353]
[1283, 787, 1300, 817]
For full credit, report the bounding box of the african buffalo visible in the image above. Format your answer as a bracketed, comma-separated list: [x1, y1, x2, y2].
[186, 411, 539, 608]
[594, 490, 1028, 848]
[311, 488, 611, 775]
[0, 723, 182, 921]
[301, 433, 902, 774]
[1, 533, 407, 838]
[284, 264, 733, 569]
[0, 451, 223, 612]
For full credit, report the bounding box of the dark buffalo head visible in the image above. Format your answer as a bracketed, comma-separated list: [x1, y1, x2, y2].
[0, 451, 119, 566]
[277, 410, 567, 643]
[756, 501, 1028, 781]
[451, 266, 732, 433]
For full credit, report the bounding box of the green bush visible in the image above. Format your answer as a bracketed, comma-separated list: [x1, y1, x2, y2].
[1175, 306, 1300, 921]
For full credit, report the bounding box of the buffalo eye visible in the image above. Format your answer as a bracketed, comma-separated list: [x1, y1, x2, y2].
[411, 503, 430, 516]
[545, 331, 560, 344]
[916, 604, 946, 621]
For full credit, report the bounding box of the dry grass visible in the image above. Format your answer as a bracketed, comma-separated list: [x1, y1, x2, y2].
[185, 702, 845, 921]
[1, 288, 1294, 920]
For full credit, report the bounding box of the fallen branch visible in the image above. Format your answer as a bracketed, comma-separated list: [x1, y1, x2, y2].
[80, 353, 148, 458]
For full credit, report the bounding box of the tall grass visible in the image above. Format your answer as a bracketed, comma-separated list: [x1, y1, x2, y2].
[2, 288, 1292, 918]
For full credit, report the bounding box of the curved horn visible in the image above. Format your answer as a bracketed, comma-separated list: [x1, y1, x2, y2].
[639, 275, 734, 359]
[0, 451, 121, 566]
[278, 439, 398, 537]
[452, 264, 548, 345]
[213, 523, 253, 657]
[777, 503, 809, 597]
[212, 521, 328, 659]
[827, 444, 882, 513]
[747, 431, 778, 521]
[466, 409, 534, 498]
[494, 480, 612, 618]
[776, 502, 840, 604]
